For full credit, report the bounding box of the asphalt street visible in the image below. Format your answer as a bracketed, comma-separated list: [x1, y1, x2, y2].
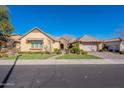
[0, 64, 124, 88]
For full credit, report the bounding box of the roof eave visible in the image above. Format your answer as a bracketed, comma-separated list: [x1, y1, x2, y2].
[19, 27, 56, 41]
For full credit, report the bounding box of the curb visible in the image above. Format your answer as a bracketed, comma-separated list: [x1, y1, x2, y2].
[0, 59, 124, 65]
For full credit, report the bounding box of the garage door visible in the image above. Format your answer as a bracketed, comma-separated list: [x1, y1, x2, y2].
[83, 45, 97, 51]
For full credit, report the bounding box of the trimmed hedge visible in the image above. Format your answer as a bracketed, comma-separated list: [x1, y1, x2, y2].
[0, 52, 8, 58]
[120, 51, 124, 54]
[80, 49, 88, 55]
[18, 51, 50, 54]
[69, 48, 88, 55]
[54, 48, 61, 54]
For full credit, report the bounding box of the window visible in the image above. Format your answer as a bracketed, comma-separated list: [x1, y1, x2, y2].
[31, 41, 43, 49]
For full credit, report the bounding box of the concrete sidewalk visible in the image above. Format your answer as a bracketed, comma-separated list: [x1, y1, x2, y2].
[48, 54, 64, 59]
[0, 59, 124, 65]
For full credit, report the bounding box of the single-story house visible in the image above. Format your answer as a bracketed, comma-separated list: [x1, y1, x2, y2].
[104, 38, 124, 52]
[76, 35, 103, 51]
[11, 27, 60, 52]
[10, 29, 104, 52]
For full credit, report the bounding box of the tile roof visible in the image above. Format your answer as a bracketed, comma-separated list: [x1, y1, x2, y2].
[59, 36, 76, 43]
[19, 27, 58, 42]
[77, 35, 102, 42]
[104, 38, 124, 42]
[11, 34, 22, 42]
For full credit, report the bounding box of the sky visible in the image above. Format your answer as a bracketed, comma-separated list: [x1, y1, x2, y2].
[7, 5, 124, 39]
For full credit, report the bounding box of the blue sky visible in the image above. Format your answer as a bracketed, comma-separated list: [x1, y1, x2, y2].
[8, 5, 124, 39]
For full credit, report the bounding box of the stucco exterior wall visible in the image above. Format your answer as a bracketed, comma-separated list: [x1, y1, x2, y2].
[59, 38, 68, 50]
[120, 41, 124, 51]
[15, 42, 20, 49]
[20, 29, 59, 52]
[104, 41, 121, 51]
[79, 44, 86, 50]
[98, 43, 103, 50]
[52, 42, 60, 51]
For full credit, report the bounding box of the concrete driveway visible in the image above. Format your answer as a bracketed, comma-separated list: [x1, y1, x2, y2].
[89, 52, 124, 59]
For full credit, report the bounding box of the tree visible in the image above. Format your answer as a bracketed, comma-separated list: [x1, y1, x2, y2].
[0, 5, 14, 35]
[70, 42, 80, 54]
[0, 6, 14, 51]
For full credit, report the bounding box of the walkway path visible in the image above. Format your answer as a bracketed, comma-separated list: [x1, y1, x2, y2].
[48, 54, 64, 59]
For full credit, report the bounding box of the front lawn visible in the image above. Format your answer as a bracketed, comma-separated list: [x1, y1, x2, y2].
[5, 54, 55, 60]
[57, 54, 101, 59]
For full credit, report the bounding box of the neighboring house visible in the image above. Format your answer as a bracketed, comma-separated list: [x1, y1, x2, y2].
[76, 35, 103, 51]
[104, 38, 124, 52]
[11, 27, 60, 52]
[11, 34, 22, 49]
[0, 32, 10, 49]
[0, 33, 4, 43]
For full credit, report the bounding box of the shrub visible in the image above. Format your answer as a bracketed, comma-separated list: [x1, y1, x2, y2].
[1, 48, 8, 53]
[54, 48, 61, 54]
[0, 52, 8, 58]
[18, 51, 45, 54]
[115, 50, 119, 53]
[70, 42, 80, 54]
[109, 49, 113, 52]
[70, 47, 80, 54]
[44, 51, 51, 54]
[120, 49, 124, 54]
[0, 53, 2, 58]
[99, 48, 108, 52]
[99, 49, 104, 52]
[80, 49, 88, 55]
[18, 51, 29, 54]
[40, 52, 44, 54]
[2, 53, 8, 57]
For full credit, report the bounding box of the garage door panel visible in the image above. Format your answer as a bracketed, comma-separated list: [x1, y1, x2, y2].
[80, 44, 97, 51]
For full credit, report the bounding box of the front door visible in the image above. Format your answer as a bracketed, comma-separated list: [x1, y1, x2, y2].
[60, 43, 64, 50]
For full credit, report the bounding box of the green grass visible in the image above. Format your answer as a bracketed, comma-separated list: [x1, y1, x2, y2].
[5, 54, 55, 60]
[56, 54, 101, 59]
